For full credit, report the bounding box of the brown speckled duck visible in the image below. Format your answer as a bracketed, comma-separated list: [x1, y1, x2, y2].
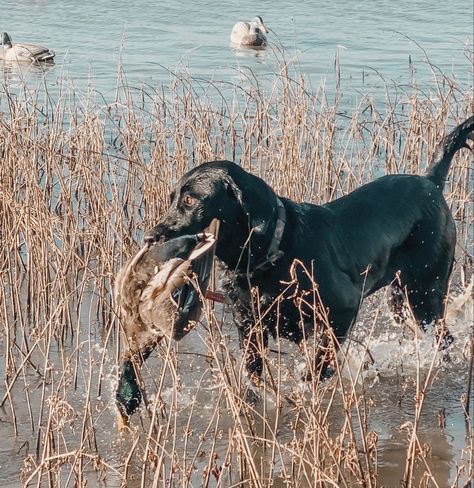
[114, 220, 218, 428]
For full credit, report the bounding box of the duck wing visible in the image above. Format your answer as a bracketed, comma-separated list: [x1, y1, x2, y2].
[171, 221, 219, 339]
[230, 21, 251, 43]
[139, 220, 219, 340]
[14, 42, 55, 62]
[242, 31, 267, 47]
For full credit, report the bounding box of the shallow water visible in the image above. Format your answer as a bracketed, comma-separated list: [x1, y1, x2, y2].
[0, 281, 472, 486]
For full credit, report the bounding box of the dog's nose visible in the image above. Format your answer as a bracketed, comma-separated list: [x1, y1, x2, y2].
[144, 234, 156, 244]
[144, 226, 161, 244]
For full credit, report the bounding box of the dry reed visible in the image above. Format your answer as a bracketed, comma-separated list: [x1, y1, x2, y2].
[0, 55, 472, 487]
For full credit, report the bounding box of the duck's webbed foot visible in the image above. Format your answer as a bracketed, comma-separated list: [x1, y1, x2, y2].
[116, 359, 143, 429]
[115, 340, 158, 430]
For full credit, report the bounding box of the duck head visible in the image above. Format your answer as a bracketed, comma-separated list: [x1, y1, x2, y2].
[1, 32, 13, 48]
[251, 16, 269, 34]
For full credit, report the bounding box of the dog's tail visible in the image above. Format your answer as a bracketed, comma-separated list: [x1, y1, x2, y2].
[426, 115, 474, 188]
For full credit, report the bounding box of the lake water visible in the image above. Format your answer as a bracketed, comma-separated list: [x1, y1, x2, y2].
[2, 0, 473, 103]
[0, 1, 473, 487]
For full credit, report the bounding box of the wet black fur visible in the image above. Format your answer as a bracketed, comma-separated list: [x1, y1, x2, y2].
[145, 117, 473, 378]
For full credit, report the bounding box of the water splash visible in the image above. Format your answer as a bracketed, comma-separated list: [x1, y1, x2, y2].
[341, 281, 473, 381]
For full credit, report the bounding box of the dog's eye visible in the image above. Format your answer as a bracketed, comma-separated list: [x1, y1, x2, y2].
[182, 195, 197, 207]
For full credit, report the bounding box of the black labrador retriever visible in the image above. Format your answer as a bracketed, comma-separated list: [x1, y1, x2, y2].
[145, 117, 473, 380]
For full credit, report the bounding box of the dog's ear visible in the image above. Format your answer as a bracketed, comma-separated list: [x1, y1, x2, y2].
[223, 171, 275, 235]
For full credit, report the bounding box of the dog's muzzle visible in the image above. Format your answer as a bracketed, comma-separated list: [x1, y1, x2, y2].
[144, 225, 164, 244]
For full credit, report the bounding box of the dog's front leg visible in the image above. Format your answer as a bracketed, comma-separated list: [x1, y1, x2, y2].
[225, 278, 268, 383]
[237, 316, 268, 384]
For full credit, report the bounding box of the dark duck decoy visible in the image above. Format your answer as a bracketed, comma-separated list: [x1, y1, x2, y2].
[0, 32, 55, 63]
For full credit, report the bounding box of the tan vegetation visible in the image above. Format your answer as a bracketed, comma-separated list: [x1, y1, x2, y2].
[0, 60, 472, 487]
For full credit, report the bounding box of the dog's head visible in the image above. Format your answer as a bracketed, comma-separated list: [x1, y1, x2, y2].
[145, 160, 279, 270]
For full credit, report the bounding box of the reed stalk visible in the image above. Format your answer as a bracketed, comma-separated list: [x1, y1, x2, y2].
[0, 57, 472, 487]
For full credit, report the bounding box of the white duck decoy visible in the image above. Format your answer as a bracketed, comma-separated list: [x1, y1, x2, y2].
[0, 32, 55, 63]
[230, 16, 269, 47]
[114, 220, 219, 428]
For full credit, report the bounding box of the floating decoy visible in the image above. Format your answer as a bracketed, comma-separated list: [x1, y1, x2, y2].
[230, 16, 269, 47]
[114, 220, 218, 428]
[0, 32, 55, 63]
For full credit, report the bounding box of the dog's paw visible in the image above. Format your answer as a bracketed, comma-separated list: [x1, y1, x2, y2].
[438, 332, 454, 351]
[435, 323, 454, 351]
[301, 365, 335, 382]
[241, 384, 261, 406]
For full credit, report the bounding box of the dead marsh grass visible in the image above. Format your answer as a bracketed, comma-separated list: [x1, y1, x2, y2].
[0, 62, 473, 487]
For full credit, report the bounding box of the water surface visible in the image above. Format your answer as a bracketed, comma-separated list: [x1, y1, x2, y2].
[2, 0, 472, 102]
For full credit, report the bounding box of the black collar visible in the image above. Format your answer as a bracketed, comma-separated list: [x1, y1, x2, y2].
[252, 196, 286, 273]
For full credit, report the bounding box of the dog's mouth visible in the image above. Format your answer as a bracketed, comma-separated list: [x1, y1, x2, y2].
[144, 224, 194, 246]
